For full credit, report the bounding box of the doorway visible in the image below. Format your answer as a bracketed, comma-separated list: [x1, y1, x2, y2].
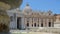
[41, 23, 43, 27]
[17, 17, 21, 29]
[49, 22, 51, 27]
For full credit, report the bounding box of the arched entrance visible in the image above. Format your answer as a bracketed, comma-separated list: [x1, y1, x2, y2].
[17, 17, 21, 29]
[41, 23, 43, 27]
[48, 22, 51, 27]
[27, 23, 29, 27]
[34, 23, 36, 27]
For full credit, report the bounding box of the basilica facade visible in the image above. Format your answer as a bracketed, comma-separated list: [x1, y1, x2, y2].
[7, 4, 60, 30]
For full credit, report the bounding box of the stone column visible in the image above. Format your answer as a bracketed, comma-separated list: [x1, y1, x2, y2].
[43, 19, 45, 27]
[32, 18, 33, 27]
[51, 19, 53, 27]
[30, 18, 32, 27]
[21, 17, 25, 29]
[33, 18, 34, 27]
[36, 18, 38, 27]
[46, 19, 49, 27]
[9, 13, 17, 29]
[39, 18, 41, 27]
[24, 18, 27, 29]
[14, 13, 17, 29]
[45, 19, 47, 27]
[29, 18, 31, 27]
[38, 18, 39, 27]
[29, 18, 30, 27]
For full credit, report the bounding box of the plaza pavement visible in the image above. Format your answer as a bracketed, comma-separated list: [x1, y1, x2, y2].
[10, 29, 59, 34]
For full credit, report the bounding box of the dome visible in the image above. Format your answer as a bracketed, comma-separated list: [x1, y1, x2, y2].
[23, 3, 32, 12]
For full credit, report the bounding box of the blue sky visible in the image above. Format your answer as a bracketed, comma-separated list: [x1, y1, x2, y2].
[20, 0, 60, 14]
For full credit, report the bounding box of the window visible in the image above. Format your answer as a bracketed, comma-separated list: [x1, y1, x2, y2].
[32, 24, 33, 27]
[27, 23, 29, 27]
[49, 22, 51, 27]
[34, 23, 36, 27]
[10, 16, 13, 22]
[26, 18, 30, 27]
[41, 23, 43, 27]
[41, 19, 43, 27]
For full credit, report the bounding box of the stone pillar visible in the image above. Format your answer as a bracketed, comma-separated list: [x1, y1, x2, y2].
[51, 19, 53, 27]
[38, 18, 39, 27]
[21, 17, 25, 29]
[43, 19, 45, 27]
[24, 18, 27, 29]
[47, 19, 49, 27]
[33, 18, 34, 27]
[11, 16, 17, 29]
[30, 18, 32, 27]
[39, 18, 41, 27]
[32, 18, 33, 27]
[35, 18, 38, 27]
[45, 19, 47, 27]
[14, 13, 17, 29]
[28, 18, 30, 28]
[15, 13, 17, 29]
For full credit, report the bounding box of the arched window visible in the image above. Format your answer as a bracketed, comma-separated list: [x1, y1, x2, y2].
[27, 23, 29, 27]
[34, 23, 36, 27]
[32, 24, 33, 27]
[41, 23, 43, 27]
[49, 22, 51, 27]
[41, 19, 43, 27]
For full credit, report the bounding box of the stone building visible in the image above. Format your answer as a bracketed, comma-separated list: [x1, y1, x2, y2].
[7, 4, 60, 30]
[54, 14, 60, 27]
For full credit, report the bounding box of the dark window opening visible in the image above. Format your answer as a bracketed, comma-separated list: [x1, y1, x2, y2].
[41, 23, 43, 27]
[27, 23, 29, 27]
[34, 23, 36, 27]
[49, 22, 51, 27]
[17, 17, 21, 29]
[32, 24, 33, 27]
